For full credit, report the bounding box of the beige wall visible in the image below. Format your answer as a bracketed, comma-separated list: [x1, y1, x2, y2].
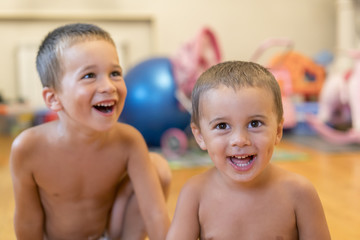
[0, 0, 337, 105]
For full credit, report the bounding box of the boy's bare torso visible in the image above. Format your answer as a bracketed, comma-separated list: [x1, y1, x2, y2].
[196, 166, 299, 240]
[23, 122, 130, 239]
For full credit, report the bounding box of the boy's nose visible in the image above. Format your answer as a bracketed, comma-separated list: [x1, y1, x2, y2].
[230, 130, 251, 147]
[99, 76, 116, 93]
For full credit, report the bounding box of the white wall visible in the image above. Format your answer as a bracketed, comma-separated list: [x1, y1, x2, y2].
[0, 0, 337, 105]
[0, 17, 154, 108]
[154, 0, 336, 60]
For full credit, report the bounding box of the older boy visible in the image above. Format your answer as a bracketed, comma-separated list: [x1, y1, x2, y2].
[10, 23, 171, 240]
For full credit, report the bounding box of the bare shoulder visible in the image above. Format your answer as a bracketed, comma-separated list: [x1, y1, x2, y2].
[112, 122, 145, 146]
[275, 167, 313, 191]
[179, 168, 215, 199]
[11, 123, 53, 159]
[272, 166, 331, 239]
[110, 122, 148, 158]
[10, 122, 56, 175]
[112, 123, 155, 179]
[273, 165, 318, 198]
[173, 168, 215, 217]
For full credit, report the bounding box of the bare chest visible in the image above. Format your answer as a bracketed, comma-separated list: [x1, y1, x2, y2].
[33, 148, 126, 199]
[198, 190, 298, 240]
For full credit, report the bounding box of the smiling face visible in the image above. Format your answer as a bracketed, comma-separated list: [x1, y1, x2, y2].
[191, 85, 283, 185]
[44, 39, 127, 132]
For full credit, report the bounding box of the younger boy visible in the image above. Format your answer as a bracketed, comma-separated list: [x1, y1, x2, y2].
[10, 23, 171, 240]
[166, 61, 331, 240]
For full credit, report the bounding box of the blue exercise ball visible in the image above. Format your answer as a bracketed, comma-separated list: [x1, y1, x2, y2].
[120, 57, 191, 147]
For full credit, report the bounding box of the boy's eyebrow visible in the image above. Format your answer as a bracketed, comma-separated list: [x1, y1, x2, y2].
[250, 114, 268, 119]
[110, 64, 123, 71]
[208, 114, 269, 125]
[78, 64, 122, 72]
[80, 65, 96, 72]
[114, 64, 123, 70]
[208, 117, 226, 126]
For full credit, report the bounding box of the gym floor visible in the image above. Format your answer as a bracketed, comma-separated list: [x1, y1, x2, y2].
[1, 135, 359, 239]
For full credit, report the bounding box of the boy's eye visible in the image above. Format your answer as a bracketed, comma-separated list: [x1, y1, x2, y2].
[82, 73, 96, 79]
[216, 122, 229, 130]
[111, 71, 122, 78]
[248, 120, 262, 128]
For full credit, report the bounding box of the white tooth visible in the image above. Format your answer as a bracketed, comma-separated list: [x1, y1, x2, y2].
[96, 102, 114, 107]
[234, 155, 249, 159]
[235, 161, 250, 167]
[234, 159, 253, 167]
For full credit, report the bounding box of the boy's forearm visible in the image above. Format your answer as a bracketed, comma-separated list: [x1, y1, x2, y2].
[146, 211, 170, 240]
[13, 195, 45, 239]
[14, 220, 44, 240]
[14, 206, 45, 240]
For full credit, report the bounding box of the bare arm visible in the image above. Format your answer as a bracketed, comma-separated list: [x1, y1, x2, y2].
[10, 134, 45, 240]
[166, 178, 201, 240]
[126, 128, 170, 239]
[294, 178, 331, 240]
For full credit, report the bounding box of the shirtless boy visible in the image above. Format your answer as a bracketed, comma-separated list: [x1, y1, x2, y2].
[10, 23, 171, 240]
[166, 61, 331, 240]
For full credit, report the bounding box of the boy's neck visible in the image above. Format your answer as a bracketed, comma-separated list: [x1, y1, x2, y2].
[54, 120, 111, 146]
[216, 164, 274, 191]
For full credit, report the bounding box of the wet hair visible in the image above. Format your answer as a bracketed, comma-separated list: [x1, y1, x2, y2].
[36, 23, 115, 91]
[191, 60, 283, 126]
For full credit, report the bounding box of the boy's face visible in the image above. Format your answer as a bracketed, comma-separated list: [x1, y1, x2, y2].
[46, 39, 127, 132]
[191, 85, 283, 184]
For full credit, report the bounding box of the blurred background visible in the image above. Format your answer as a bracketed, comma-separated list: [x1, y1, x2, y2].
[0, 0, 350, 146]
[1, 1, 360, 239]
[0, 0, 336, 107]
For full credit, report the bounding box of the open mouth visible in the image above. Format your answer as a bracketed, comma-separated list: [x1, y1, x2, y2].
[229, 155, 255, 168]
[93, 102, 115, 114]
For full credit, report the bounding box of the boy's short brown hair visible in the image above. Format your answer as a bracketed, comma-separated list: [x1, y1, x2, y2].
[191, 61, 284, 126]
[36, 23, 115, 91]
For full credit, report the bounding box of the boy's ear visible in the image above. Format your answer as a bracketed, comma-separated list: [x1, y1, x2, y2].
[275, 118, 284, 145]
[191, 122, 207, 150]
[42, 87, 62, 112]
